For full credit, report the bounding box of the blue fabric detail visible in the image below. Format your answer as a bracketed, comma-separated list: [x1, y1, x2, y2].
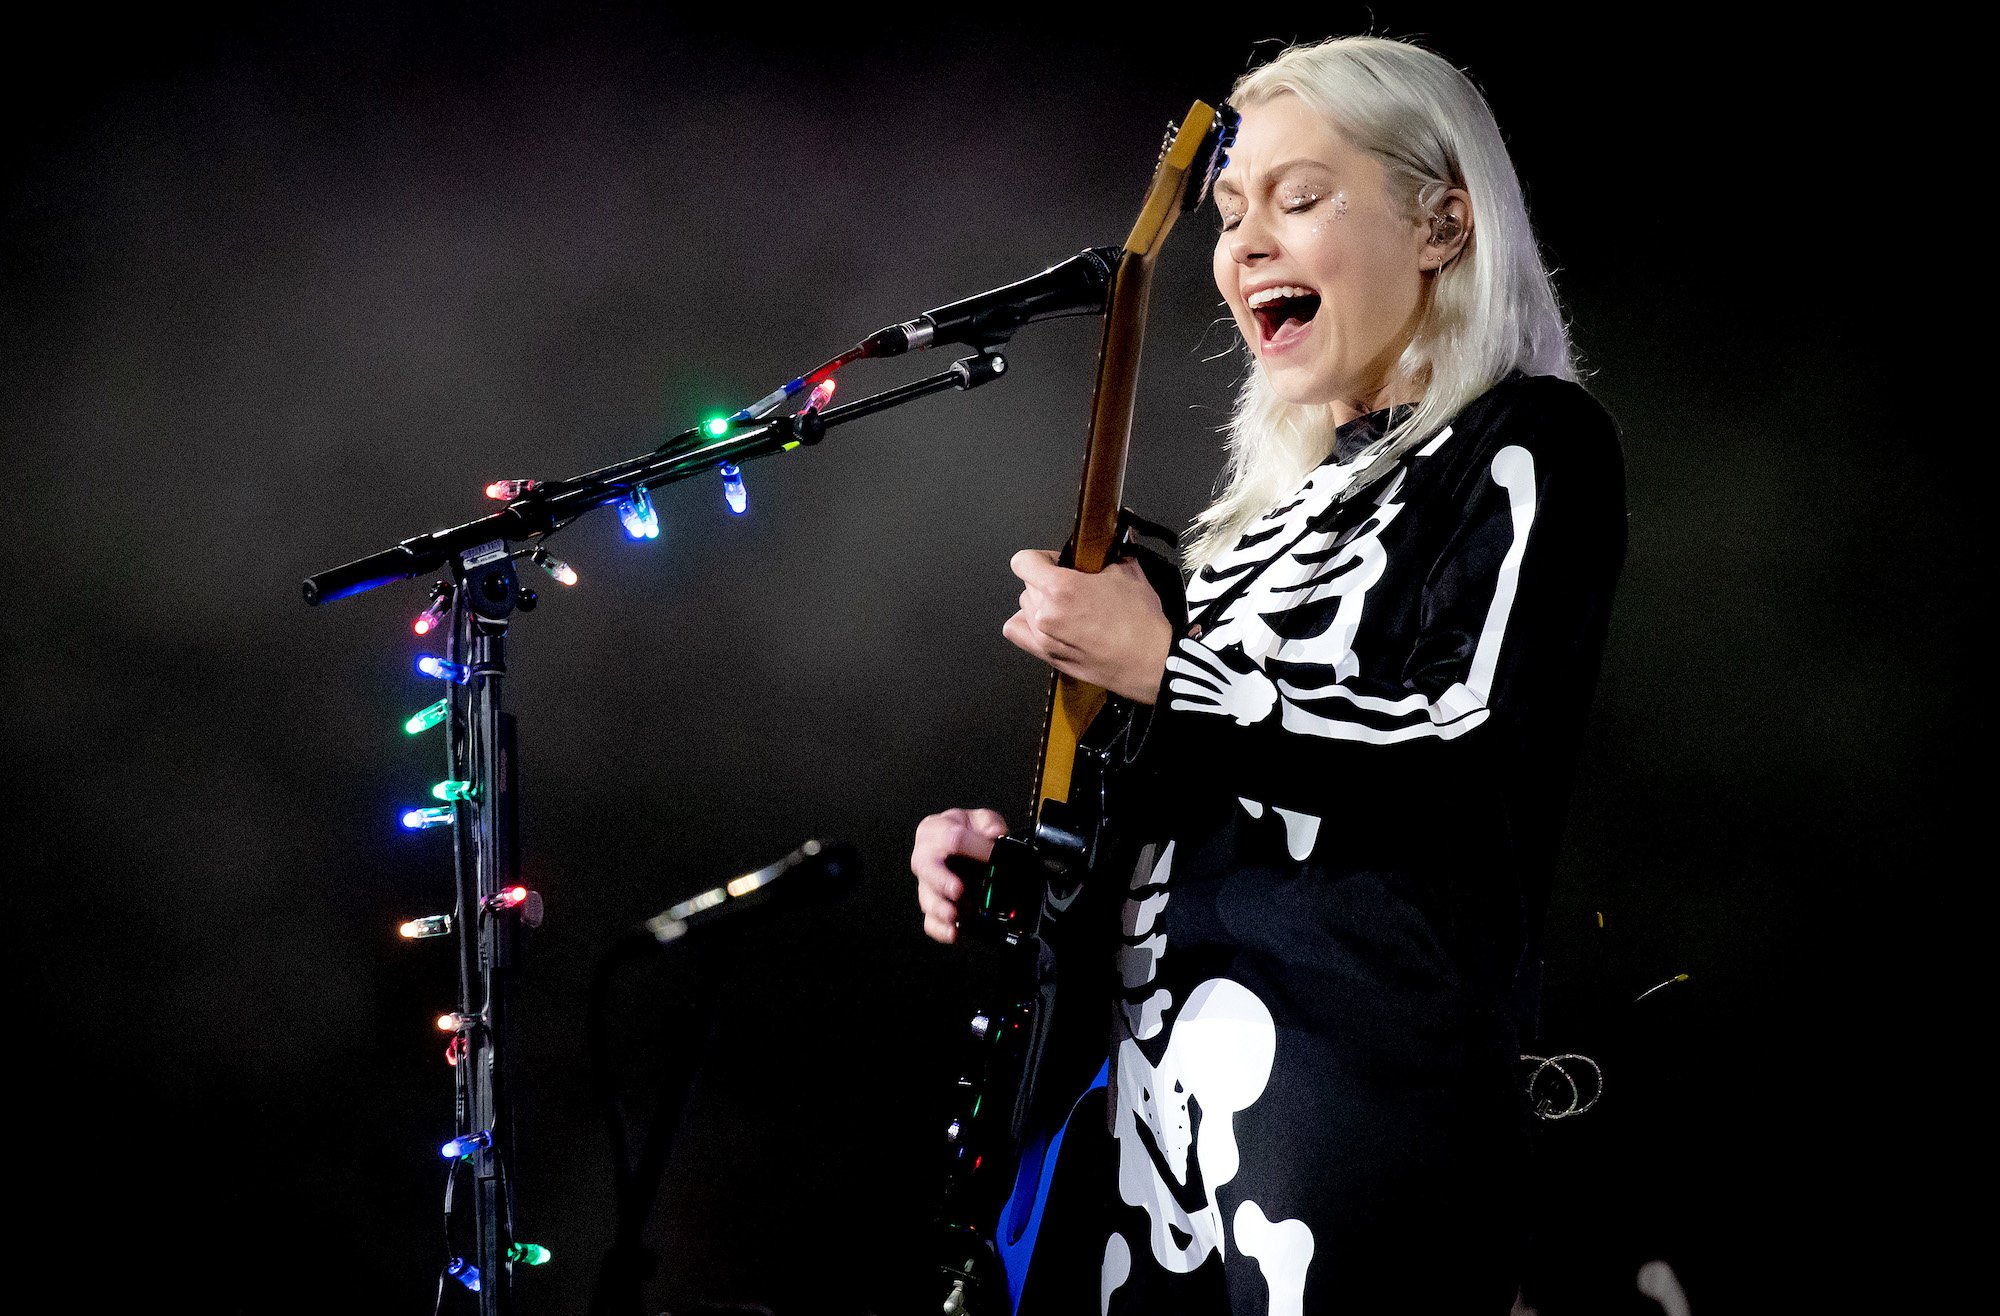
[995, 1060, 1111, 1314]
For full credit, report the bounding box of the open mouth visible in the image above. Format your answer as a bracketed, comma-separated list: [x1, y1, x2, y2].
[1247, 287, 1321, 348]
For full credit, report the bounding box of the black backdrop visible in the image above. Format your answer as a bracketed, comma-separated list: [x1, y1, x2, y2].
[3, 6, 1943, 1314]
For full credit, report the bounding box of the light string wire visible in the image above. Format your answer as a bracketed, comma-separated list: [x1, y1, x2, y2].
[1519, 1052, 1603, 1120]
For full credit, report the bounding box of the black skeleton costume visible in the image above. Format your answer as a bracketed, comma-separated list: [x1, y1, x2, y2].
[1072, 371, 1626, 1314]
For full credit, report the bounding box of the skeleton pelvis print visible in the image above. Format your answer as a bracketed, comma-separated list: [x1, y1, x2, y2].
[1104, 840, 1314, 1313]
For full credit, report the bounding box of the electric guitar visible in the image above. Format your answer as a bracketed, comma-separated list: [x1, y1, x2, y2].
[935, 99, 1236, 1315]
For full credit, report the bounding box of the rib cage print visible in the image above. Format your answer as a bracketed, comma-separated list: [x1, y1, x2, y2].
[1169, 431, 1542, 746]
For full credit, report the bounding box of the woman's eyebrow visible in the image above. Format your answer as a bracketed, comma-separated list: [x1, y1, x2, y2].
[1213, 158, 1333, 198]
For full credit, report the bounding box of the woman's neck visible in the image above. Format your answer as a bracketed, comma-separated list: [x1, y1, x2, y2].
[1328, 376, 1422, 427]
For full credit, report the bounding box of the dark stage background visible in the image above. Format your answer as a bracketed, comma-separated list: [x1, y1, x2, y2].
[3, 7, 1943, 1314]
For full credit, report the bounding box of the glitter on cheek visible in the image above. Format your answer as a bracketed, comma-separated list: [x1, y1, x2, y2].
[1308, 191, 1351, 240]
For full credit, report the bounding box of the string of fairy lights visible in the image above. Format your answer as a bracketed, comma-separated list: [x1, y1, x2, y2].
[389, 379, 842, 1304]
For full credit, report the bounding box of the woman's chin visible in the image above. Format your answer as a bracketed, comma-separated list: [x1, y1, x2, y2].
[1256, 359, 1341, 408]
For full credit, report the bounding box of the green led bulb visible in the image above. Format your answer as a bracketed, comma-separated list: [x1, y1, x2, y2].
[405, 699, 448, 735]
[702, 416, 729, 438]
[507, 1242, 551, 1266]
[432, 780, 475, 801]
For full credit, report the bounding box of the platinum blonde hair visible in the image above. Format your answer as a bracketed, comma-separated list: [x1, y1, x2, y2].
[1185, 36, 1575, 569]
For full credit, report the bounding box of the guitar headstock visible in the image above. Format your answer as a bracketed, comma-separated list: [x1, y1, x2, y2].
[1178, 104, 1238, 213]
[1122, 100, 1240, 259]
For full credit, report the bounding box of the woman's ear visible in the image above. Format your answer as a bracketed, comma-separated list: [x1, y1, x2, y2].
[1420, 187, 1473, 271]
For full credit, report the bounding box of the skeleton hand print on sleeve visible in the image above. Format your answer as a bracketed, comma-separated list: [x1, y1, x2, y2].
[1166, 642, 1278, 726]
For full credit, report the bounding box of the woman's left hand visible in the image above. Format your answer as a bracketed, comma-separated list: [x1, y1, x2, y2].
[1003, 549, 1174, 704]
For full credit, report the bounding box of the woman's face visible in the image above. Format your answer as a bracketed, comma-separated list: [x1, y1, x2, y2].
[1211, 94, 1450, 415]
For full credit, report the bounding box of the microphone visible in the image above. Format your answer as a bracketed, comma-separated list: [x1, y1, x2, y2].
[634, 838, 861, 946]
[862, 245, 1123, 356]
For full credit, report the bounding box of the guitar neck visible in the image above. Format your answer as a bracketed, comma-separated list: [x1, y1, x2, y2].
[1068, 256, 1157, 575]
[1031, 253, 1156, 815]
[1027, 101, 1223, 823]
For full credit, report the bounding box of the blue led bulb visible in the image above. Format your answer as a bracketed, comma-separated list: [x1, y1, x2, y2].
[447, 1258, 482, 1292]
[416, 655, 469, 684]
[401, 806, 454, 830]
[441, 1129, 492, 1159]
[720, 463, 747, 515]
[616, 486, 660, 540]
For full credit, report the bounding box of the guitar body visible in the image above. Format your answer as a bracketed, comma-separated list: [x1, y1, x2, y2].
[937, 701, 1146, 1314]
[934, 102, 1236, 1316]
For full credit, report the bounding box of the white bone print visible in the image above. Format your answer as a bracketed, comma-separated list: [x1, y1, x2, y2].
[1233, 1198, 1316, 1316]
[1101, 1232, 1131, 1314]
[1119, 843, 1176, 1041]
[1113, 978, 1284, 1272]
[1175, 446, 1539, 747]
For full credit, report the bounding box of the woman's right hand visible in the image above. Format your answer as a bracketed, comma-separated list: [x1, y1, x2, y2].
[911, 807, 1009, 944]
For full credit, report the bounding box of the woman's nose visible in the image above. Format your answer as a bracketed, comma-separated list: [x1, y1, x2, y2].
[1225, 209, 1276, 265]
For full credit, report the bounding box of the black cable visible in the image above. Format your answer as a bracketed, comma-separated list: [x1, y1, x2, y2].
[437, 1158, 464, 1316]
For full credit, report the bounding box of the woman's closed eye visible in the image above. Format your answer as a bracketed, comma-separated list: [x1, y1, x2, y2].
[1217, 190, 1323, 233]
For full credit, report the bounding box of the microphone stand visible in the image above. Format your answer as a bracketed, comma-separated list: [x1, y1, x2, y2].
[302, 351, 1010, 606]
[444, 556, 524, 1313]
[304, 347, 1011, 1316]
